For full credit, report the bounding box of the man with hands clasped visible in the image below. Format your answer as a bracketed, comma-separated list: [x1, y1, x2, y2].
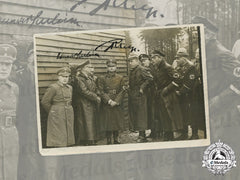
[98, 59, 127, 144]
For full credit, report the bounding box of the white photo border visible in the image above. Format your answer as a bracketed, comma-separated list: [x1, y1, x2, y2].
[33, 24, 210, 156]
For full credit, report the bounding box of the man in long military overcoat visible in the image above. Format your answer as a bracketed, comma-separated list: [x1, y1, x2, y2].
[171, 48, 198, 140]
[41, 67, 75, 147]
[189, 48, 205, 139]
[98, 59, 126, 144]
[129, 54, 153, 142]
[150, 50, 174, 141]
[161, 54, 185, 140]
[73, 60, 101, 146]
[0, 44, 19, 180]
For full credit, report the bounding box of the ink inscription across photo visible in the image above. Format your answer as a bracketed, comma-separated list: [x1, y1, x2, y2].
[34, 24, 210, 155]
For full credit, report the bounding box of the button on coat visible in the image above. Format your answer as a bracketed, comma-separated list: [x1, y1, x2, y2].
[41, 82, 75, 147]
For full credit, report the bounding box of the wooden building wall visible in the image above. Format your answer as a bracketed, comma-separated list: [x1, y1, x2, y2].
[35, 31, 128, 97]
[0, 0, 137, 133]
[35, 31, 130, 132]
[0, 0, 136, 53]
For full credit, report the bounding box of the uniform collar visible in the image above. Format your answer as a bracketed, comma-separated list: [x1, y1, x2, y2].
[0, 79, 12, 87]
[106, 72, 116, 77]
[130, 65, 139, 72]
[79, 72, 94, 80]
[57, 81, 69, 87]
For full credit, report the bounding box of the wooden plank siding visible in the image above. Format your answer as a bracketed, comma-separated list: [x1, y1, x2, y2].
[35, 31, 130, 129]
[0, 0, 136, 34]
[0, 0, 137, 132]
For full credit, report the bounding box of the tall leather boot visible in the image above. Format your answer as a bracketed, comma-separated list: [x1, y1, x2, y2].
[190, 128, 199, 140]
[106, 131, 112, 145]
[164, 131, 173, 141]
[137, 131, 147, 143]
[113, 131, 120, 144]
[175, 128, 188, 140]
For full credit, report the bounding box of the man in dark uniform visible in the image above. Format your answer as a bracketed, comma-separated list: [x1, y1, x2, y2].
[171, 48, 198, 140]
[150, 50, 174, 141]
[192, 16, 240, 141]
[73, 60, 101, 146]
[98, 59, 127, 144]
[146, 52, 157, 140]
[41, 67, 75, 147]
[0, 44, 19, 180]
[129, 54, 153, 142]
[189, 48, 206, 139]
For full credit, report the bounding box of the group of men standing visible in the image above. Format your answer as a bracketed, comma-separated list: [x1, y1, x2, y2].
[128, 48, 205, 142]
[41, 59, 128, 147]
[42, 45, 206, 147]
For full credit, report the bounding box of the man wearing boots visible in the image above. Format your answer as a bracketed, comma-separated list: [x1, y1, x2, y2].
[41, 67, 75, 147]
[171, 48, 198, 140]
[189, 48, 205, 139]
[150, 50, 174, 141]
[129, 54, 153, 143]
[98, 59, 127, 144]
[73, 60, 101, 146]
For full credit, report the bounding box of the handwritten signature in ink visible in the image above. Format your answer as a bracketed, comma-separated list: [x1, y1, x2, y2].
[95, 38, 140, 52]
[70, 0, 164, 19]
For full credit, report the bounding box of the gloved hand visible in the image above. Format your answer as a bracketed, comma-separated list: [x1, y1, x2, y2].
[162, 82, 178, 97]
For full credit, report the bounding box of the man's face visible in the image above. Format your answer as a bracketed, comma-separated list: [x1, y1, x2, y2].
[151, 55, 163, 65]
[58, 75, 69, 85]
[107, 65, 117, 72]
[129, 58, 139, 69]
[0, 62, 12, 80]
[141, 58, 150, 67]
[195, 49, 199, 59]
[82, 64, 94, 75]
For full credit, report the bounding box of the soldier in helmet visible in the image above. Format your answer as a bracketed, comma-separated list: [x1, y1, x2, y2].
[98, 59, 127, 144]
[129, 54, 153, 143]
[0, 44, 19, 180]
[41, 67, 75, 147]
[171, 47, 198, 140]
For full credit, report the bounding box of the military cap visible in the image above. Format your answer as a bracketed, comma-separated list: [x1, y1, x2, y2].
[139, 54, 150, 62]
[56, 66, 71, 76]
[0, 44, 17, 63]
[151, 50, 165, 57]
[176, 48, 189, 57]
[191, 16, 218, 33]
[106, 58, 117, 66]
[128, 53, 138, 60]
[76, 60, 90, 70]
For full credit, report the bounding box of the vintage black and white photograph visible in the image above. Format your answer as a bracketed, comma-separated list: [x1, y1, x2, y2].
[34, 25, 209, 155]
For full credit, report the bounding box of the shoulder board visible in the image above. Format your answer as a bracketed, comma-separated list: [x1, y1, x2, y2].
[6, 79, 17, 87]
[49, 83, 59, 89]
[115, 74, 123, 78]
[66, 84, 72, 88]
